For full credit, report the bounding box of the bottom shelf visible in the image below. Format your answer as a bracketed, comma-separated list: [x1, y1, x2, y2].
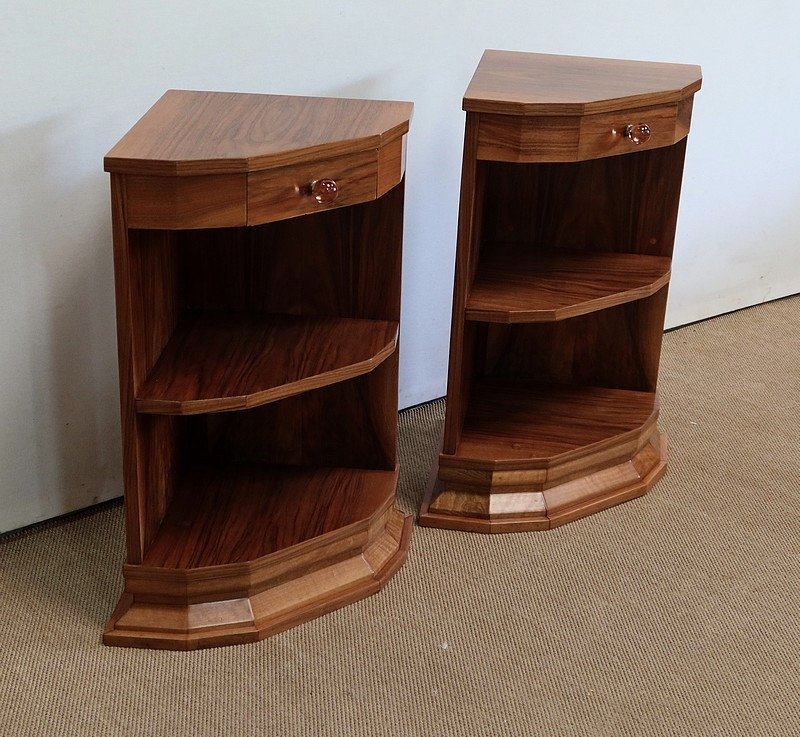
[448, 379, 659, 468]
[105, 464, 410, 649]
[423, 380, 664, 532]
[143, 464, 397, 568]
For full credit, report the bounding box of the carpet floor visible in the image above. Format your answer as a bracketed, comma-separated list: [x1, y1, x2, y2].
[1, 296, 799, 736]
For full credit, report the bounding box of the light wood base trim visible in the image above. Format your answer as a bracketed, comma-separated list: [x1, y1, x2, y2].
[419, 431, 667, 533]
[103, 508, 411, 650]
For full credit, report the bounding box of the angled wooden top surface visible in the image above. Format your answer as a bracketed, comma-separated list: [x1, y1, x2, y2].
[464, 50, 702, 116]
[105, 90, 413, 176]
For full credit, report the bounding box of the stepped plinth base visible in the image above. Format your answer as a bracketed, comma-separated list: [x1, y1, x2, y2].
[104, 507, 411, 650]
[420, 431, 667, 533]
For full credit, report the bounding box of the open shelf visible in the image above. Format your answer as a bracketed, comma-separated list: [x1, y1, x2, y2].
[466, 247, 671, 323]
[106, 90, 412, 649]
[136, 313, 398, 415]
[142, 464, 397, 568]
[423, 51, 699, 533]
[447, 379, 658, 467]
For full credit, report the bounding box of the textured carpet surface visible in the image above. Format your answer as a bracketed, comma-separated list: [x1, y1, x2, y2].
[1, 296, 799, 737]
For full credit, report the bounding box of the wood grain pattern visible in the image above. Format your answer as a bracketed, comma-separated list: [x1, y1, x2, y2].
[445, 379, 658, 467]
[477, 102, 686, 162]
[105, 90, 412, 176]
[247, 150, 377, 226]
[196, 364, 398, 472]
[106, 91, 410, 647]
[477, 113, 579, 162]
[124, 174, 246, 229]
[142, 465, 397, 568]
[464, 50, 701, 116]
[174, 186, 404, 323]
[124, 506, 392, 602]
[110, 174, 146, 564]
[478, 289, 670, 393]
[478, 143, 688, 258]
[442, 113, 483, 455]
[136, 314, 398, 415]
[419, 432, 666, 532]
[376, 134, 406, 197]
[466, 247, 671, 322]
[104, 508, 412, 649]
[578, 104, 681, 159]
[424, 50, 697, 532]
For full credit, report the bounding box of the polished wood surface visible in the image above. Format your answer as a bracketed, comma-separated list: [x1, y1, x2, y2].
[105, 90, 412, 175]
[105, 507, 411, 650]
[476, 102, 686, 162]
[466, 248, 670, 322]
[464, 50, 702, 116]
[136, 314, 397, 414]
[189, 360, 397, 475]
[478, 145, 688, 258]
[420, 432, 666, 532]
[247, 149, 378, 225]
[424, 51, 699, 532]
[124, 174, 247, 229]
[143, 465, 397, 568]
[376, 135, 407, 197]
[442, 114, 483, 454]
[446, 380, 657, 466]
[106, 92, 411, 648]
[478, 290, 670, 393]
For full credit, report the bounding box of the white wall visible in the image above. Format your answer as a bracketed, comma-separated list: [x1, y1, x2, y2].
[2, 1, 799, 532]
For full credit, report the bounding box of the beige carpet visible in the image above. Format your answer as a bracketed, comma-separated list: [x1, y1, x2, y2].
[1, 296, 799, 737]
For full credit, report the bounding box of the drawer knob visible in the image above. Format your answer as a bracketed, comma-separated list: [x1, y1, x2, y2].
[623, 123, 652, 145]
[310, 178, 338, 204]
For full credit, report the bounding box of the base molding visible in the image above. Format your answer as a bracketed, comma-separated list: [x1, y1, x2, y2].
[419, 431, 667, 533]
[104, 508, 411, 650]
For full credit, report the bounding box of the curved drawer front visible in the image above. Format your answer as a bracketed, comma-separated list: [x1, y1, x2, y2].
[247, 150, 378, 226]
[121, 136, 407, 230]
[477, 97, 693, 163]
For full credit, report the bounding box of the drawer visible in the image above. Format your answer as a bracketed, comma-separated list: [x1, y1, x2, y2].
[577, 103, 680, 160]
[247, 149, 378, 225]
[476, 101, 689, 163]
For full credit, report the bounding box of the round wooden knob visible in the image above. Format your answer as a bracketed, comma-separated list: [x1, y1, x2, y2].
[623, 123, 652, 145]
[310, 178, 338, 204]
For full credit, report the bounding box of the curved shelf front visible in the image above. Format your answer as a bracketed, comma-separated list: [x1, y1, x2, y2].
[466, 247, 671, 323]
[423, 379, 664, 533]
[142, 464, 398, 569]
[136, 313, 398, 415]
[105, 464, 410, 649]
[442, 379, 659, 470]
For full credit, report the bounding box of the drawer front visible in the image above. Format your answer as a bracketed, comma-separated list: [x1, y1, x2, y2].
[578, 103, 680, 160]
[247, 150, 378, 225]
[476, 103, 684, 163]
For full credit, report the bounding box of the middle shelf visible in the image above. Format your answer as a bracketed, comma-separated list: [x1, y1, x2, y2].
[466, 246, 671, 323]
[137, 313, 398, 415]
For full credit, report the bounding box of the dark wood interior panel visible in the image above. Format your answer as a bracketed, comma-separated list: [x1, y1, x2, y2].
[128, 229, 181, 383]
[478, 287, 669, 392]
[187, 370, 395, 471]
[479, 139, 687, 257]
[442, 115, 484, 454]
[176, 212, 352, 317]
[350, 179, 405, 321]
[167, 186, 404, 322]
[133, 414, 183, 553]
